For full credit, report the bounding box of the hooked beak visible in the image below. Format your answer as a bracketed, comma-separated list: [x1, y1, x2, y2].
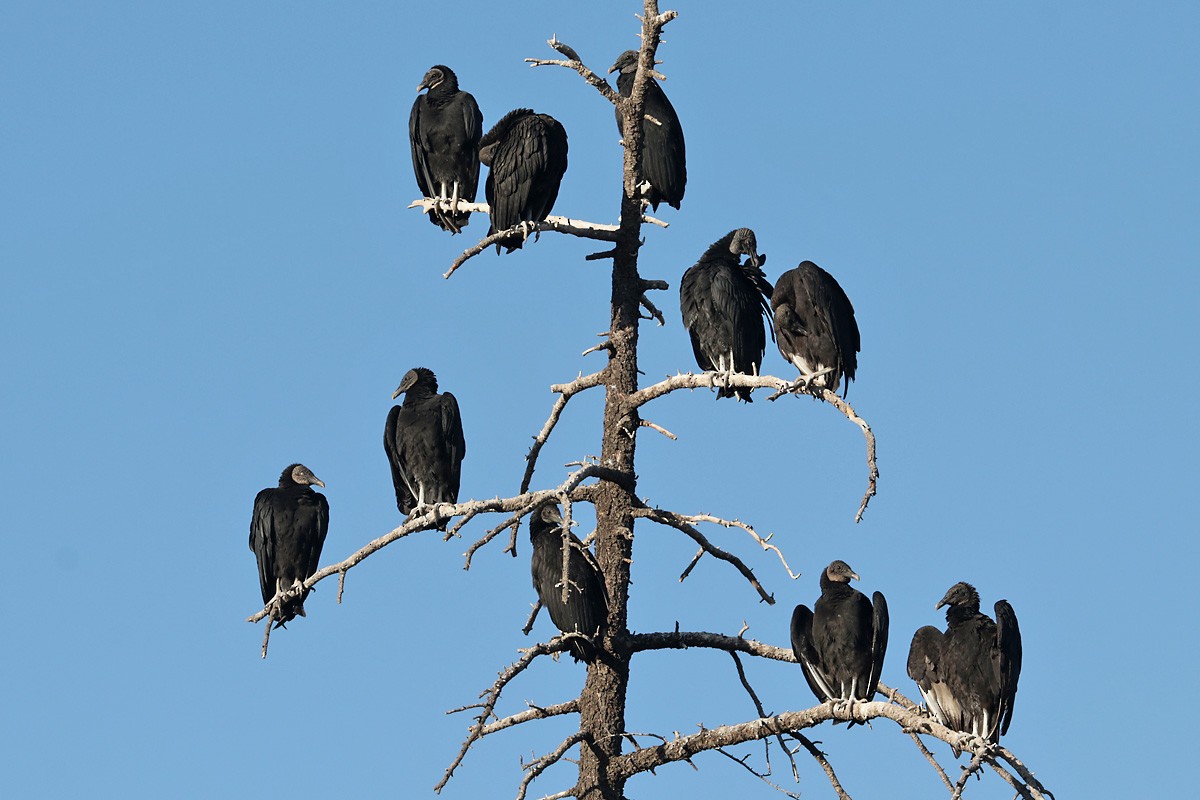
[392, 374, 415, 400]
[850, 571, 861, 582]
[311, 477, 326, 489]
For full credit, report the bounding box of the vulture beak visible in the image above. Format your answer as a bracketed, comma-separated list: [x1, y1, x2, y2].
[417, 71, 439, 92]
[850, 571, 861, 582]
[311, 477, 326, 489]
[392, 372, 417, 400]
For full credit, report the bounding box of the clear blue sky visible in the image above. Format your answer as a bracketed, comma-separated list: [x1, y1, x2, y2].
[3, 2, 1196, 798]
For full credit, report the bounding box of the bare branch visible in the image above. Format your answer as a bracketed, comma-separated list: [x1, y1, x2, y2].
[481, 700, 580, 738]
[628, 373, 878, 522]
[631, 505, 775, 604]
[817, 391, 878, 523]
[525, 35, 621, 105]
[611, 700, 1048, 797]
[713, 748, 803, 800]
[522, 601, 543, 635]
[625, 630, 794, 662]
[951, 752, 987, 799]
[664, 508, 800, 580]
[428, 208, 621, 279]
[437, 638, 576, 793]
[729, 652, 799, 783]
[521, 371, 608, 494]
[638, 293, 665, 325]
[907, 731, 954, 793]
[259, 615, 273, 659]
[789, 735, 852, 800]
[638, 419, 676, 440]
[247, 466, 634, 626]
[517, 732, 587, 800]
[463, 464, 633, 569]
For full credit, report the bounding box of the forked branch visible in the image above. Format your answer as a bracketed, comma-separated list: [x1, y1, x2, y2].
[631, 504, 777, 604]
[437, 637, 579, 793]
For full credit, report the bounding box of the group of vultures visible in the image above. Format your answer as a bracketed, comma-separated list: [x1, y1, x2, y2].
[248, 56, 1024, 750]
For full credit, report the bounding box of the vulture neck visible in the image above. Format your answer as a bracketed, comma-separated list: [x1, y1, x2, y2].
[818, 571, 853, 597]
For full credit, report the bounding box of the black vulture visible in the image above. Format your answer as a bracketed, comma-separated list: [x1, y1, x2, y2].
[679, 228, 773, 401]
[907, 582, 1023, 750]
[790, 560, 889, 714]
[249, 463, 329, 627]
[384, 367, 466, 526]
[479, 108, 568, 253]
[529, 503, 609, 663]
[410, 65, 483, 233]
[609, 50, 686, 211]
[771, 262, 860, 398]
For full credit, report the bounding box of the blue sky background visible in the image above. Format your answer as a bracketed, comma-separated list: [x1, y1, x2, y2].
[3, 2, 1196, 798]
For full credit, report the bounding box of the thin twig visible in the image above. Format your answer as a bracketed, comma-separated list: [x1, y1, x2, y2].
[908, 732, 954, 793]
[729, 652, 799, 782]
[713, 748, 802, 800]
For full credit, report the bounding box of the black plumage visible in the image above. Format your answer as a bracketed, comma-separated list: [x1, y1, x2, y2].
[410, 65, 483, 233]
[771, 262, 860, 398]
[529, 503, 609, 663]
[384, 368, 466, 525]
[907, 582, 1023, 749]
[679, 228, 774, 401]
[249, 463, 329, 627]
[790, 560, 889, 710]
[609, 50, 686, 211]
[479, 108, 568, 252]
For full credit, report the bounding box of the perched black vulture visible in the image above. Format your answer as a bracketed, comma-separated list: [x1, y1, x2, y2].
[679, 228, 773, 401]
[249, 464, 329, 627]
[772, 262, 860, 398]
[609, 50, 686, 211]
[790, 560, 889, 713]
[907, 582, 1023, 750]
[410, 65, 483, 233]
[384, 367, 466, 526]
[529, 503, 609, 663]
[479, 108, 568, 252]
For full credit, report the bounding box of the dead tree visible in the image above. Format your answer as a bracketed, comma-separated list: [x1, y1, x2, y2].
[247, 4, 1050, 799]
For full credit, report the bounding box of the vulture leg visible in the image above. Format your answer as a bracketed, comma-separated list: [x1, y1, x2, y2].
[791, 365, 834, 392]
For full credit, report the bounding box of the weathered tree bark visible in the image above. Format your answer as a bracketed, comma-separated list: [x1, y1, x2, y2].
[573, 13, 664, 797]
